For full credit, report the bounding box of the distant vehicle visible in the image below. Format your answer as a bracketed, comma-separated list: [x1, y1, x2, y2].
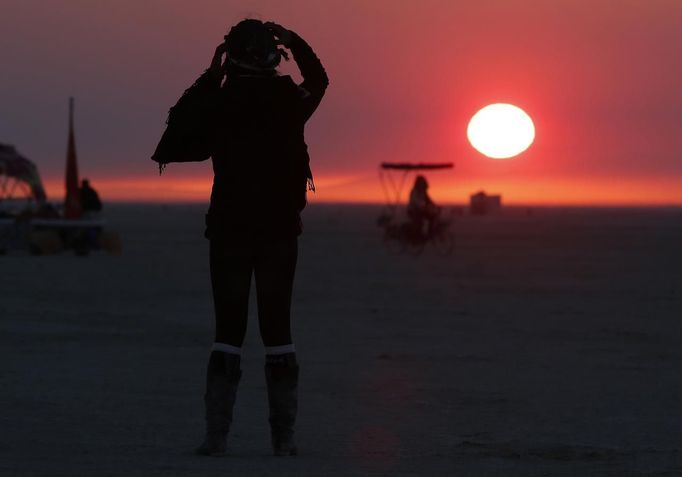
[0, 99, 121, 255]
[377, 162, 455, 256]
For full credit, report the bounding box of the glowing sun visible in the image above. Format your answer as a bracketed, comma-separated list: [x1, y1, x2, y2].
[467, 103, 535, 159]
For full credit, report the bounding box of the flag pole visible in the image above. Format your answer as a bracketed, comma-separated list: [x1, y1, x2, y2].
[64, 97, 82, 219]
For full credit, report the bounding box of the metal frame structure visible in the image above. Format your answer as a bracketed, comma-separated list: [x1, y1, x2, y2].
[379, 162, 454, 213]
[0, 143, 47, 210]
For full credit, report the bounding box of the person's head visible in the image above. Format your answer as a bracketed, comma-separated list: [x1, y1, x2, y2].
[81, 179, 90, 188]
[224, 19, 286, 75]
[414, 175, 428, 191]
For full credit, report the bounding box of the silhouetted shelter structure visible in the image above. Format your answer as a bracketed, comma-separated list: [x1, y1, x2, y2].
[0, 143, 47, 205]
[470, 191, 502, 215]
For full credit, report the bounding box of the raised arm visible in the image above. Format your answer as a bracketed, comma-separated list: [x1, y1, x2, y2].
[266, 23, 329, 121]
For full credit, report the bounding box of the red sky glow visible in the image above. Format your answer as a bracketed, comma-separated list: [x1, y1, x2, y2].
[2, 0, 682, 205]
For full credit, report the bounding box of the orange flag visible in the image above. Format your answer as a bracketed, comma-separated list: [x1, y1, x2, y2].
[64, 97, 82, 219]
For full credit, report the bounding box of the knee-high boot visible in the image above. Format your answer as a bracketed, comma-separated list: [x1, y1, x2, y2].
[195, 351, 242, 456]
[265, 353, 299, 456]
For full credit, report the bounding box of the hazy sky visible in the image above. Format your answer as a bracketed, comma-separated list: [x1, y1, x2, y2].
[1, 0, 681, 203]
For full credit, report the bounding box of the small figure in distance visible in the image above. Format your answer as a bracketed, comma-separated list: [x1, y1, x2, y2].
[152, 19, 329, 458]
[79, 179, 102, 216]
[407, 175, 440, 238]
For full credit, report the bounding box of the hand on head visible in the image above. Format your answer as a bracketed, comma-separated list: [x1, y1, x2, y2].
[264, 22, 293, 48]
[212, 20, 293, 75]
[210, 41, 228, 73]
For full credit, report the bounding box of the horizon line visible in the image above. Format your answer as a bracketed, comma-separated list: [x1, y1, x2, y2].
[98, 198, 682, 208]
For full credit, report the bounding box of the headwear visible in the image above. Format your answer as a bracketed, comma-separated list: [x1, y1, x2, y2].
[224, 19, 288, 72]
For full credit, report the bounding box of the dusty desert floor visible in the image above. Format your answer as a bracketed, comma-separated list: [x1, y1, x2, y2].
[2, 204, 682, 476]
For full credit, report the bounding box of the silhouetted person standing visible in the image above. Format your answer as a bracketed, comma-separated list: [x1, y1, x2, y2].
[407, 175, 439, 236]
[79, 179, 102, 214]
[153, 19, 328, 457]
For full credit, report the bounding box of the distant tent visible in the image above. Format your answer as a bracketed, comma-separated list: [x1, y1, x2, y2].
[0, 143, 47, 203]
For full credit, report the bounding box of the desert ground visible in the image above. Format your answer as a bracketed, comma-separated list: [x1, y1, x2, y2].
[2, 203, 682, 476]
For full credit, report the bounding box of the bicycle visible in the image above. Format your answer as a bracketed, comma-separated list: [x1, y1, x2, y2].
[379, 212, 454, 256]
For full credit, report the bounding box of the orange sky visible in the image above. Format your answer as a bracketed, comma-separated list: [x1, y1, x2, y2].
[41, 174, 682, 206]
[3, 0, 682, 205]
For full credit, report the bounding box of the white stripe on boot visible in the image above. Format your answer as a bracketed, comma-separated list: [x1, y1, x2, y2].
[212, 342, 242, 355]
[265, 344, 296, 355]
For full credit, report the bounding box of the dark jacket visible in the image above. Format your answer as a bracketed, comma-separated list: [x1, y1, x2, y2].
[154, 33, 328, 239]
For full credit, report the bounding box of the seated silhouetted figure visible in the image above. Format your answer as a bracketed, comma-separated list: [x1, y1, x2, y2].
[80, 179, 102, 214]
[407, 175, 439, 237]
